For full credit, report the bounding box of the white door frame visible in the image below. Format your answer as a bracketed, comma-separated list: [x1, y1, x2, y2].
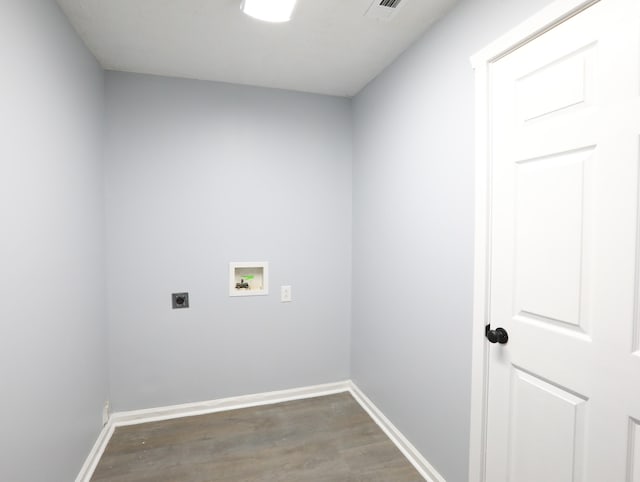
[467, 1, 602, 481]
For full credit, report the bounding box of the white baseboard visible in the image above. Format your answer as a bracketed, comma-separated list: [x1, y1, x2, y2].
[76, 381, 350, 482]
[110, 381, 351, 427]
[348, 381, 446, 482]
[75, 422, 115, 482]
[76, 380, 445, 482]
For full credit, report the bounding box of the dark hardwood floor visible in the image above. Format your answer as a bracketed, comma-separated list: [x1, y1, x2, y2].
[91, 392, 425, 481]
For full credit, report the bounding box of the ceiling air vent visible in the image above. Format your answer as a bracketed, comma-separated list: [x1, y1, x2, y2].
[365, 0, 405, 20]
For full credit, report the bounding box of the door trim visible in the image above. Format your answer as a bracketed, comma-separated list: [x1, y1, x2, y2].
[468, 1, 601, 481]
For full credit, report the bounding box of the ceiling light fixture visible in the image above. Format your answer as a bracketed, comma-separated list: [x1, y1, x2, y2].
[240, 0, 297, 23]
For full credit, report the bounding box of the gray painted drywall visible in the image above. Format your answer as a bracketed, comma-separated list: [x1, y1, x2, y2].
[0, 1, 108, 481]
[351, 1, 554, 481]
[0, 1, 566, 478]
[104, 72, 352, 411]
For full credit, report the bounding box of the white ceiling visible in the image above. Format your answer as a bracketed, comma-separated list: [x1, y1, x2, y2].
[56, 0, 456, 97]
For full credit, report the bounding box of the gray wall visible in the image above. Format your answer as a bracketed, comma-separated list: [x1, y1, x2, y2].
[351, 1, 554, 481]
[104, 72, 352, 411]
[0, 1, 564, 479]
[0, 1, 108, 481]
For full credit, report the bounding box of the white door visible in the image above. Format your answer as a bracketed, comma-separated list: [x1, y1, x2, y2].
[486, 0, 640, 481]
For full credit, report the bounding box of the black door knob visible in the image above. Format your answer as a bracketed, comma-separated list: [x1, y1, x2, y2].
[485, 325, 509, 344]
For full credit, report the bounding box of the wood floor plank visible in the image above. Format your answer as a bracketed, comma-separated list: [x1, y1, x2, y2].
[91, 392, 424, 482]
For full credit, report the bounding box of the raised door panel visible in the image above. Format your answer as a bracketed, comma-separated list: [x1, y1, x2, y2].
[515, 147, 594, 333]
[516, 44, 595, 124]
[508, 368, 587, 482]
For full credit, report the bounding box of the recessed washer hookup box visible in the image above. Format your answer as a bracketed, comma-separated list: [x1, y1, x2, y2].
[229, 262, 268, 297]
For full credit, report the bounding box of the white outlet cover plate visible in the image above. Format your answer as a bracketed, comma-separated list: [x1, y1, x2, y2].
[281, 285, 292, 302]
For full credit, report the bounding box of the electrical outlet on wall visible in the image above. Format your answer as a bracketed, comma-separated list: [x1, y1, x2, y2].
[281, 285, 292, 303]
[172, 292, 189, 309]
[102, 401, 110, 426]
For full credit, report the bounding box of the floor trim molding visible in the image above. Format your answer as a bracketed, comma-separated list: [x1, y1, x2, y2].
[76, 380, 446, 482]
[348, 382, 446, 482]
[75, 422, 115, 482]
[110, 381, 351, 427]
